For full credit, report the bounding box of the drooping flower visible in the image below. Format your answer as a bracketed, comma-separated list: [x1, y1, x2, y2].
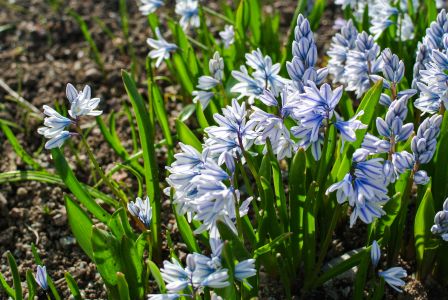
[175, 0, 200, 30]
[128, 196, 152, 228]
[326, 150, 389, 227]
[369, 1, 398, 40]
[35, 265, 48, 290]
[431, 198, 448, 241]
[219, 25, 235, 48]
[37, 105, 72, 146]
[147, 27, 178, 68]
[379, 267, 407, 293]
[138, 0, 164, 15]
[193, 52, 225, 109]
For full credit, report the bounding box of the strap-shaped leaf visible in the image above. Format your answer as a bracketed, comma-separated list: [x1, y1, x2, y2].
[52, 148, 111, 223]
[65, 195, 94, 260]
[64, 272, 82, 300]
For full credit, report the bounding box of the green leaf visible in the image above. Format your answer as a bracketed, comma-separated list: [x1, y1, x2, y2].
[119, 236, 144, 300]
[91, 227, 121, 287]
[414, 184, 437, 279]
[148, 260, 166, 293]
[315, 248, 367, 287]
[332, 80, 383, 181]
[171, 52, 194, 94]
[254, 232, 292, 257]
[65, 195, 94, 260]
[248, 0, 261, 44]
[122, 70, 161, 261]
[7, 252, 22, 300]
[0, 265, 14, 298]
[64, 272, 82, 300]
[30, 245, 61, 300]
[172, 206, 200, 253]
[308, 0, 327, 31]
[116, 273, 131, 300]
[217, 221, 251, 260]
[432, 112, 448, 208]
[26, 270, 37, 300]
[151, 82, 174, 163]
[51, 148, 111, 223]
[96, 115, 144, 175]
[0, 170, 116, 207]
[1, 124, 42, 170]
[175, 120, 202, 151]
[353, 251, 369, 300]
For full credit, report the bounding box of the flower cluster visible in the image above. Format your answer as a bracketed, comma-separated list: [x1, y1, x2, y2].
[166, 139, 253, 239]
[193, 52, 225, 109]
[37, 83, 102, 149]
[286, 15, 327, 93]
[219, 25, 235, 49]
[414, 9, 448, 113]
[147, 27, 178, 68]
[326, 151, 388, 227]
[431, 198, 448, 241]
[327, 20, 358, 85]
[361, 96, 414, 184]
[149, 239, 256, 299]
[231, 48, 285, 103]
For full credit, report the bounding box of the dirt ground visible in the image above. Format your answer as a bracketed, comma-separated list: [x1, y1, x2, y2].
[0, 0, 446, 299]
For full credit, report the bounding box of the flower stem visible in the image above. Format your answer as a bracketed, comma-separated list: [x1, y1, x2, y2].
[201, 6, 234, 24]
[75, 126, 127, 205]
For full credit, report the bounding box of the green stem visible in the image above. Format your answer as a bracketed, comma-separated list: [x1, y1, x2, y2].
[201, 6, 234, 24]
[76, 126, 127, 205]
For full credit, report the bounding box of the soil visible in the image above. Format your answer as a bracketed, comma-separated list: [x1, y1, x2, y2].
[0, 0, 446, 299]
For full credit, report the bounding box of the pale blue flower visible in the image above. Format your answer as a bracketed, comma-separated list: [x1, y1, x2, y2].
[371, 240, 381, 268]
[43, 131, 72, 149]
[35, 265, 48, 290]
[219, 25, 234, 48]
[138, 0, 164, 15]
[128, 196, 152, 228]
[379, 267, 407, 293]
[37, 105, 72, 140]
[66, 84, 102, 118]
[148, 294, 181, 300]
[193, 52, 224, 109]
[147, 27, 178, 68]
[431, 198, 448, 241]
[414, 170, 430, 185]
[369, 1, 398, 40]
[175, 0, 199, 30]
[231, 66, 265, 104]
[245, 49, 285, 96]
[235, 259, 256, 282]
[161, 259, 190, 293]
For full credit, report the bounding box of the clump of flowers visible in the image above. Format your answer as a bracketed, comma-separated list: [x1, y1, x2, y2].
[37, 83, 102, 149]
